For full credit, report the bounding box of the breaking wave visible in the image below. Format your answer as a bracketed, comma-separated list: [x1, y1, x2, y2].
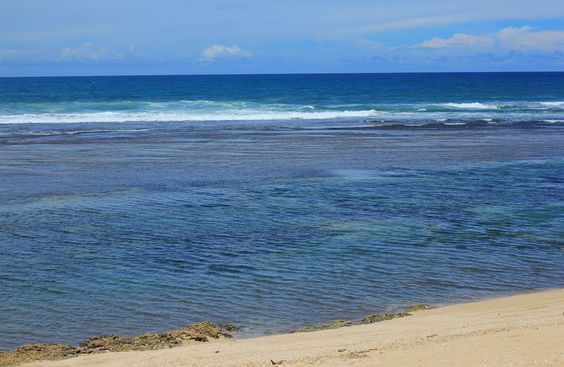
[0, 99, 563, 125]
[0, 109, 379, 124]
[442, 102, 499, 110]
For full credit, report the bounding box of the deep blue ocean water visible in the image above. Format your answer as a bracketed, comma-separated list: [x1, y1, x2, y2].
[0, 73, 563, 350]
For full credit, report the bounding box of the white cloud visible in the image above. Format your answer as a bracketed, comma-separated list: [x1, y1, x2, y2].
[497, 26, 564, 52]
[417, 33, 494, 49]
[415, 26, 564, 52]
[57, 43, 124, 62]
[200, 44, 252, 61]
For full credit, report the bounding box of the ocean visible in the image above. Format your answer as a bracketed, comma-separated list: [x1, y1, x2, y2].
[0, 73, 563, 350]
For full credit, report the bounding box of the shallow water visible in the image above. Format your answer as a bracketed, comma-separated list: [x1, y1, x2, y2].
[0, 73, 563, 350]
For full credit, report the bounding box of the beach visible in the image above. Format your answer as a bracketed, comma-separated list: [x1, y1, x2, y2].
[5, 289, 561, 367]
[3, 0, 564, 364]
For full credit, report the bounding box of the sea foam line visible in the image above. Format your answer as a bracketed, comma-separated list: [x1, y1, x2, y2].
[0, 110, 379, 124]
[442, 102, 498, 110]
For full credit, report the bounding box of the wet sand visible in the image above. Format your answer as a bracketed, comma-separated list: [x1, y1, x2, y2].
[13, 288, 564, 367]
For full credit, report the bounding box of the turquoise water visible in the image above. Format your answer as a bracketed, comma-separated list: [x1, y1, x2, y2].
[0, 73, 563, 350]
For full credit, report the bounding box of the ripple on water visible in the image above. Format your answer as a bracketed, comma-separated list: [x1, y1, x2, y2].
[1, 145, 564, 350]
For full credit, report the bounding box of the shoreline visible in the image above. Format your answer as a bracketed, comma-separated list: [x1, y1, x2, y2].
[0, 304, 427, 367]
[4, 288, 564, 367]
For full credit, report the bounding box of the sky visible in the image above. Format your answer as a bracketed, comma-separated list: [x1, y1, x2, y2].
[1, 0, 564, 76]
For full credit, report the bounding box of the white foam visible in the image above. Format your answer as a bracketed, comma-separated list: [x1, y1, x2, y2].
[443, 102, 498, 109]
[0, 109, 379, 124]
[543, 119, 564, 123]
[539, 101, 564, 108]
[0, 128, 152, 137]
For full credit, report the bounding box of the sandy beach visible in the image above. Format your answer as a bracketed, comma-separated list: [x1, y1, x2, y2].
[3, 1, 564, 366]
[12, 289, 563, 367]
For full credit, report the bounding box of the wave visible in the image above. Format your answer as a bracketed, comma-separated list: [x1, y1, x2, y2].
[442, 102, 499, 110]
[543, 119, 564, 123]
[294, 118, 564, 131]
[437, 101, 564, 111]
[0, 128, 152, 137]
[539, 101, 564, 108]
[1, 98, 563, 125]
[0, 109, 379, 124]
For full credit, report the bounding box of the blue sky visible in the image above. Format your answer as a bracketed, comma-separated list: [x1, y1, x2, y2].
[1, 0, 564, 76]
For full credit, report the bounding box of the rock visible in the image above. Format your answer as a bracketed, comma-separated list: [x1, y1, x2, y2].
[166, 321, 233, 342]
[129, 333, 176, 350]
[361, 311, 410, 324]
[78, 335, 130, 353]
[406, 304, 430, 312]
[291, 320, 354, 333]
[0, 343, 77, 367]
[1, 321, 237, 367]
[291, 309, 414, 333]
[219, 323, 240, 332]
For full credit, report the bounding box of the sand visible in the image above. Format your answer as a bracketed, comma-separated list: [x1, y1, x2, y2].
[18, 289, 564, 367]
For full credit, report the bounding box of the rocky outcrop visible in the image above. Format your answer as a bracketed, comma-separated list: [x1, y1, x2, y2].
[0, 321, 236, 367]
[291, 304, 431, 333]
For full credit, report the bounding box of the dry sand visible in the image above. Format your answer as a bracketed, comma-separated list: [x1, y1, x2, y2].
[20, 289, 564, 367]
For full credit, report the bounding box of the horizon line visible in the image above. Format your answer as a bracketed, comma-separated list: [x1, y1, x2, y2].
[1, 70, 563, 79]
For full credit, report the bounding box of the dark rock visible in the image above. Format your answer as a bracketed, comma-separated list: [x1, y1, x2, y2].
[1, 321, 237, 367]
[0, 343, 77, 367]
[78, 335, 130, 353]
[361, 311, 410, 324]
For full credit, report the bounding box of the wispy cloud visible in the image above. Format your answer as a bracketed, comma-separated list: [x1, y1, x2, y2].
[353, 15, 469, 35]
[416, 26, 564, 52]
[321, 13, 476, 40]
[200, 44, 252, 61]
[417, 33, 494, 49]
[497, 26, 564, 52]
[57, 43, 125, 62]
